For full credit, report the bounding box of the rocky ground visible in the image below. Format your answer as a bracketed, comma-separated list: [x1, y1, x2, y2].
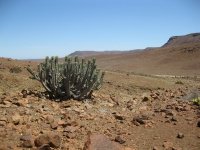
[0, 58, 200, 150]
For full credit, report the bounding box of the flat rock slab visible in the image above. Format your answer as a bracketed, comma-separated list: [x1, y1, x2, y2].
[83, 133, 134, 150]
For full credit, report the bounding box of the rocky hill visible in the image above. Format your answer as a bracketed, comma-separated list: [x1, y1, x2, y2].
[68, 33, 200, 76]
[162, 33, 200, 47]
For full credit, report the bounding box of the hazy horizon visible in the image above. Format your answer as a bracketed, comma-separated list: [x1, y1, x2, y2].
[0, 0, 200, 59]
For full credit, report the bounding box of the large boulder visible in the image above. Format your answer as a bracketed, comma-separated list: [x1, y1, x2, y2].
[83, 133, 135, 150]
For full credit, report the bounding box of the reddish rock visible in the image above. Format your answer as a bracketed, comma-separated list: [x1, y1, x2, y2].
[21, 89, 28, 98]
[49, 133, 61, 148]
[58, 119, 66, 126]
[177, 132, 184, 139]
[0, 116, 8, 122]
[127, 100, 134, 110]
[45, 115, 54, 124]
[38, 144, 51, 150]
[183, 105, 191, 111]
[34, 133, 61, 148]
[19, 99, 29, 107]
[132, 115, 149, 125]
[63, 126, 78, 139]
[83, 134, 134, 150]
[115, 136, 126, 144]
[197, 120, 200, 127]
[64, 126, 78, 133]
[142, 96, 149, 102]
[64, 132, 76, 139]
[171, 116, 177, 122]
[34, 134, 50, 147]
[50, 121, 58, 129]
[152, 146, 159, 150]
[0, 121, 6, 127]
[12, 113, 21, 125]
[114, 114, 125, 121]
[163, 141, 173, 149]
[20, 134, 34, 148]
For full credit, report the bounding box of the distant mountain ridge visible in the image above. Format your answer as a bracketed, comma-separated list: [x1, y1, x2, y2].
[68, 50, 128, 57]
[69, 33, 200, 57]
[68, 33, 200, 75]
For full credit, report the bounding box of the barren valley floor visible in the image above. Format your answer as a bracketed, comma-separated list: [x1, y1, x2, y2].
[0, 58, 200, 150]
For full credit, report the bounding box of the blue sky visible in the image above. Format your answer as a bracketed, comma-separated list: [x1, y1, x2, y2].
[0, 0, 199, 59]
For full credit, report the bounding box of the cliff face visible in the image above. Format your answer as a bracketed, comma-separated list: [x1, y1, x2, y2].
[162, 33, 200, 47]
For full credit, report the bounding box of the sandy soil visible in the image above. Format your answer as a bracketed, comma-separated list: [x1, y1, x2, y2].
[0, 57, 200, 150]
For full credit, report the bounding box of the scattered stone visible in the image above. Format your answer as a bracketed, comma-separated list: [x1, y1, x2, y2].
[0, 121, 6, 127]
[50, 121, 58, 129]
[12, 113, 21, 125]
[36, 92, 43, 98]
[152, 146, 159, 150]
[124, 148, 135, 150]
[166, 104, 173, 109]
[177, 132, 184, 139]
[48, 133, 61, 148]
[132, 115, 149, 125]
[20, 134, 33, 148]
[162, 109, 176, 117]
[83, 133, 130, 150]
[171, 116, 177, 122]
[58, 119, 66, 127]
[115, 136, 126, 144]
[64, 132, 76, 139]
[64, 126, 78, 133]
[142, 96, 149, 102]
[183, 105, 191, 111]
[34, 134, 50, 147]
[138, 106, 148, 112]
[110, 95, 120, 105]
[0, 116, 7, 124]
[63, 125, 78, 139]
[34, 133, 61, 148]
[15, 98, 29, 107]
[185, 117, 193, 121]
[163, 141, 173, 149]
[197, 120, 200, 127]
[172, 146, 182, 150]
[21, 89, 28, 98]
[127, 100, 134, 110]
[42, 105, 50, 111]
[114, 114, 125, 121]
[38, 144, 51, 150]
[1, 100, 12, 107]
[45, 115, 54, 124]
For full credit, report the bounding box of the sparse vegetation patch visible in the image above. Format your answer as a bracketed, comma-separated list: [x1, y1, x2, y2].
[175, 81, 184, 84]
[192, 97, 200, 106]
[27, 56, 104, 100]
[9, 66, 22, 73]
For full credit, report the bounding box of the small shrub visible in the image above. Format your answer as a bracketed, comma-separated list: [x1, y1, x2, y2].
[192, 97, 200, 106]
[175, 81, 183, 84]
[10, 66, 22, 73]
[27, 56, 104, 100]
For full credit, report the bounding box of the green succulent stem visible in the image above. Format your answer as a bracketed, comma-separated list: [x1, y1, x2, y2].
[27, 56, 104, 100]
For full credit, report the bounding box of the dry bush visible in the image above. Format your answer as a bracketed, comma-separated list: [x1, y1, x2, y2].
[9, 66, 22, 73]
